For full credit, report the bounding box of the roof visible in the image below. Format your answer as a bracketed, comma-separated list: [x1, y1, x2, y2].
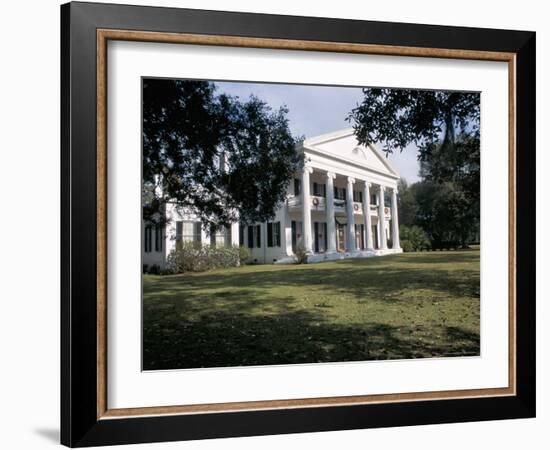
[301, 128, 400, 179]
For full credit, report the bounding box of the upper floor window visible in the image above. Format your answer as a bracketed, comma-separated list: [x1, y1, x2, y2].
[334, 186, 347, 200]
[371, 194, 378, 206]
[313, 182, 326, 197]
[353, 190, 363, 203]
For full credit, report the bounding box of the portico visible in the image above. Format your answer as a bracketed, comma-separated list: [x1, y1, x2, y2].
[284, 168, 401, 263]
[275, 128, 403, 263]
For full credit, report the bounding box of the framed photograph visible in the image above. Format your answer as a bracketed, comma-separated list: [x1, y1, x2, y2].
[61, 2, 535, 447]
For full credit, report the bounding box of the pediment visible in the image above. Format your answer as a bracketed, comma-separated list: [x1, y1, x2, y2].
[303, 129, 399, 177]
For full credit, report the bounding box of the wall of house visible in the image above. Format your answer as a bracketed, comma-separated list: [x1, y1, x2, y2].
[245, 206, 289, 264]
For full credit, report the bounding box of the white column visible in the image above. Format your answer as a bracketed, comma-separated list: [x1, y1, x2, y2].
[230, 221, 240, 247]
[345, 177, 356, 252]
[378, 185, 387, 250]
[390, 187, 401, 249]
[362, 182, 374, 251]
[283, 200, 293, 256]
[301, 166, 313, 254]
[325, 172, 337, 253]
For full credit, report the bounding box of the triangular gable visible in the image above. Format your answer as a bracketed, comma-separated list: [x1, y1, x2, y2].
[303, 129, 399, 178]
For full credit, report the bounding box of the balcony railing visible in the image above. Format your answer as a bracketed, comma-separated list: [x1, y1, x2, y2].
[287, 195, 390, 217]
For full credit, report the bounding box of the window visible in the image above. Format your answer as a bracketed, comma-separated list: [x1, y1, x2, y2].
[313, 182, 326, 197]
[294, 178, 301, 196]
[210, 226, 226, 247]
[274, 222, 281, 247]
[353, 191, 363, 202]
[154, 225, 163, 252]
[334, 187, 347, 200]
[267, 222, 281, 247]
[256, 224, 261, 248]
[225, 227, 232, 247]
[371, 194, 377, 206]
[144, 226, 152, 252]
[291, 221, 303, 252]
[175, 221, 201, 248]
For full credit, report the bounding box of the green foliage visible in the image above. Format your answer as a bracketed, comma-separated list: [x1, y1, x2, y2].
[143, 79, 303, 228]
[414, 181, 474, 249]
[348, 88, 479, 157]
[238, 246, 251, 265]
[143, 264, 161, 275]
[349, 89, 480, 249]
[166, 241, 242, 274]
[399, 225, 430, 252]
[397, 179, 417, 226]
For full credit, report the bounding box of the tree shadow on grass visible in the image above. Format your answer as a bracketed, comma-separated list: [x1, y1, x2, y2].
[143, 252, 480, 370]
[143, 308, 480, 370]
[149, 259, 479, 306]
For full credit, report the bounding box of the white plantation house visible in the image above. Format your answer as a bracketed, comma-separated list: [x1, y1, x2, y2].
[143, 128, 402, 268]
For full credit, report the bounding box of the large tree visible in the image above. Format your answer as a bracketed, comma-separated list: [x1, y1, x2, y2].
[348, 89, 479, 161]
[143, 79, 303, 228]
[348, 88, 480, 246]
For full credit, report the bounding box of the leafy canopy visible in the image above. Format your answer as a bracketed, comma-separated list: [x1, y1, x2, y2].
[348, 88, 480, 158]
[143, 79, 303, 228]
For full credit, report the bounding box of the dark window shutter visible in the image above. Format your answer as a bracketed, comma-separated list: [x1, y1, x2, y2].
[194, 222, 202, 243]
[294, 178, 301, 196]
[275, 222, 281, 247]
[144, 227, 151, 252]
[247, 226, 254, 248]
[267, 222, 273, 247]
[155, 225, 162, 252]
[239, 225, 244, 246]
[291, 221, 296, 249]
[256, 225, 262, 247]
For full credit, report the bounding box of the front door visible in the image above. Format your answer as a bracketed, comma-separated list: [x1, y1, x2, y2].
[337, 223, 346, 252]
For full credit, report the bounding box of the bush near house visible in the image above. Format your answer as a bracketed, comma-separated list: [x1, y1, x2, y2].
[166, 242, 247, 274]
[399, 225, 431, 252]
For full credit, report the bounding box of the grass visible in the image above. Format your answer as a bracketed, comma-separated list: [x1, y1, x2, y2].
[143, 249, 480, 370]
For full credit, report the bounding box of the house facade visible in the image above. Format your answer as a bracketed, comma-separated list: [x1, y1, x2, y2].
[143, 128, 402, 269]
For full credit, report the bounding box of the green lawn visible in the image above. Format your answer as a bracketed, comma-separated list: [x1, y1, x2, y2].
[143, 250, 480, 370]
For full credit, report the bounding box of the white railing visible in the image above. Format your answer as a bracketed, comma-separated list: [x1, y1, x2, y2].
[287, 196, 391, 218]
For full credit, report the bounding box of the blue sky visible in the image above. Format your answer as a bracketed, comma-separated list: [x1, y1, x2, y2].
[214, 81, 421, 183]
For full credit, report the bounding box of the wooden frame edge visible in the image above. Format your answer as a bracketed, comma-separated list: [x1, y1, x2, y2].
[95, 28, 517, 420]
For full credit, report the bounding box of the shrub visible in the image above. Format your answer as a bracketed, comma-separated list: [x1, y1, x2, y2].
[165, 241, 241, 274]
[399, 225, 430, 252]
[400, 239, 414, 253]
[143, 263, 161, 274]
[294, 244, 309, 264]
[238, 246, 251, 265]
